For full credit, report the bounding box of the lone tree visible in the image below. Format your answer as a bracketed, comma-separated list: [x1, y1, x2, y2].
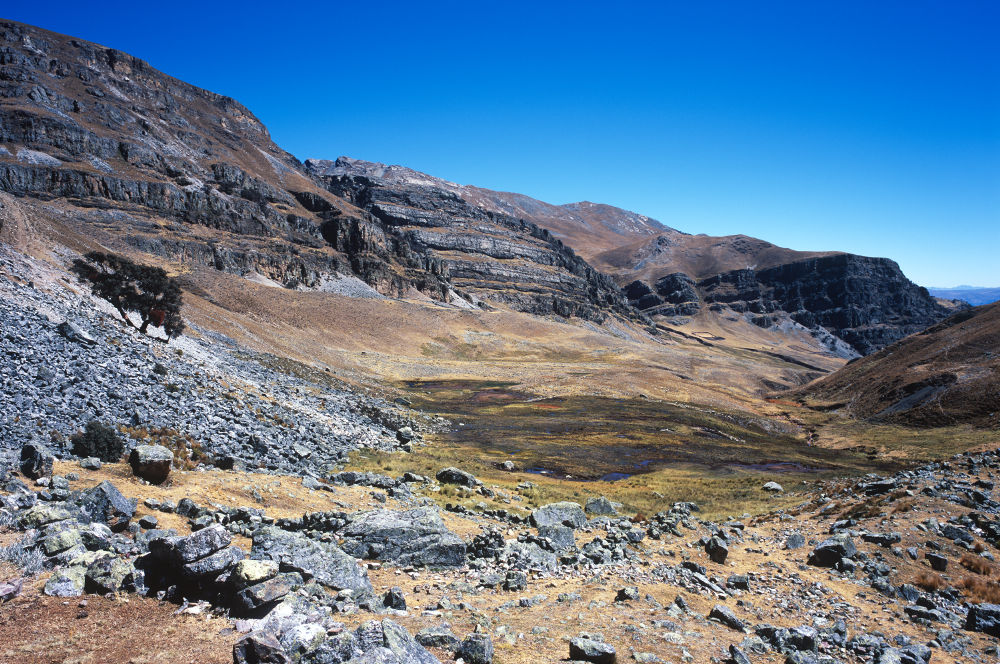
[72, 251, 185, 340]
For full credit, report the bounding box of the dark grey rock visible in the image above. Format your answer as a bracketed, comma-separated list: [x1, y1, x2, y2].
[808, 535, 856, 567]
[435, 467, 480, 487]
[709, 604, 746, 631]
[568, 637, 616, 664]
[458, 634, 493, 664]
[77, 480, 137, 532]
[706, 536, 728, 564]
[128, 445, 173, 484]
[966, 603, 1000, 636]
[20, 442, 54, 480]
[584, 496, 618, 516]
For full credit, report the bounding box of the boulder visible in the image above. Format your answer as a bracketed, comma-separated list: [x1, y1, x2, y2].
[584, 496, 618, 516]
[339, 508, 466, 568]
[57, 321, 96, 345]
[181, 545, 244, 579]
[354, 619, 440, 664]
[85, 556, 133, 594]
[0, 578, 22, 603]
[129, 445, 173, 484]
[501, 540, 557, 571]
[435, 467, 480, 487]
[537, 524, 575, 551]
[925, 552, 948, 571]
[416, 625, 459, 651]
[232, 559, 279, 588]
[709, 604, 746, 631]
[77, 480, 137, 532]
[569, 637, 616, 664]
[251, 527, 372, 594]
[233, 632, 290, 664]
[529, 501, 587, 529]
[705, 536, 728, 564]
[79, 457, 102, 470]
[784, 532, 806, 550]
[44, 567, 86, 597]
[966, 603, 1000, 636]
[458, 634, 493, 664]
[235, 572, 303, 614]
[19, 442, 54, 480]
[762, 481, 784, 493]
[808, 535, 856, 567]
[150, 524, 231, 565]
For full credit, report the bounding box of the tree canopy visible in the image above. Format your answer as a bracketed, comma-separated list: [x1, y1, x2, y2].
[72, 251, 185, 340]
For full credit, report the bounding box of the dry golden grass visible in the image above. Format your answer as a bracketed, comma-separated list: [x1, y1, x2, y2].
[960, 576, 1000, 604]
[961, 552, 996, 576]
[915, 571, 947, 591]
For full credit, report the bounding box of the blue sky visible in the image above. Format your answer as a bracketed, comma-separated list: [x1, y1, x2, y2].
[6, 1, 998, 286]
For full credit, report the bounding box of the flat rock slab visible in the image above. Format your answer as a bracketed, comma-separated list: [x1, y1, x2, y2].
[340, 507, 466, 568]
[251, 527, 373, 594]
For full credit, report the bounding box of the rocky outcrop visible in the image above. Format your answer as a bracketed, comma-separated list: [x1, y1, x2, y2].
[0, 21, 640, 324]
[625, 254, 955, 355]
[308, 158, 638, 322]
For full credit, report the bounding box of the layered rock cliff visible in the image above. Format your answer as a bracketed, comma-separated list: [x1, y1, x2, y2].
[624, 254, 957, 355]
[306, 158, 635, 321]
[0, 21, 636, 323]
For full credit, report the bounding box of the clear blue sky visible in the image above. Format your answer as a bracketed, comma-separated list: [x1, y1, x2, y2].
[6, 1, 999, 286]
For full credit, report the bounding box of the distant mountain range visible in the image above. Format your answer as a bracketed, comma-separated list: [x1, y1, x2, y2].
[928, 286, 1000, 306]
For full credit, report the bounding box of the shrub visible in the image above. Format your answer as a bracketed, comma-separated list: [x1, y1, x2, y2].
[960, 576, 1000, 604]
[70, 420, 125, 462]
[72, 251, 185, 340]
[961, 552, 995, 576]
[0, 537, 45, 575]
[914, 571, 946, 591]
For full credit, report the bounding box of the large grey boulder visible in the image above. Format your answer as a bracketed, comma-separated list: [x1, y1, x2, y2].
[77, 480, 137, 532]
[458, 634, 493, 664]
[251, 526, 372, 594]
[20, 442, 54, 480]
[569, 637, 616, 664]
[808, 534, 857, 567]
[584, 496, 618, 516]
[530, 501, 587, 529]
[150, 523, 231, 565]
[57, 321, 96, 345]
[129, 445, 173, 484]
[233, 632, 290, 664]
[501, 540, 557, 571]
[966, 603, 1000, 636]
[340, 508, 466, 568]
[354, 619, 440, 664]
[44, 566, 86, 597]
[435, 467, 480, 487]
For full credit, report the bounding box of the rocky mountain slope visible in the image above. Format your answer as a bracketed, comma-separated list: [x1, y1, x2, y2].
[0, 20, 635, 323]
[305, 157, 634, 321]
[793, 301, 1000, 428]
[318, 158, 955, 357]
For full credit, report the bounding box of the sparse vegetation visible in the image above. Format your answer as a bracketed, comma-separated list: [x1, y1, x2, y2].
[960, 576, 1000, 604]
[915, 570, 946, 591]
[961, 552, 995, 576]
[72, 251, 185, 340]
[0, 537, 45, 576]
[70, 420, 125, 462]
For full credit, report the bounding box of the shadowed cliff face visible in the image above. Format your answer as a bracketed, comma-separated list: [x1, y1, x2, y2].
[624, 254, 957, 356]
[697, 255, 956, 355]
[0, 21, 639, 323]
